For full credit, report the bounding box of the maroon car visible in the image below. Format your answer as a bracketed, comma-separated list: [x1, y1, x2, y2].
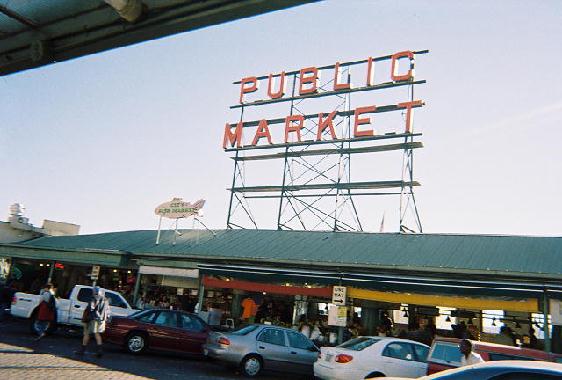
[104, 309, 211, 355]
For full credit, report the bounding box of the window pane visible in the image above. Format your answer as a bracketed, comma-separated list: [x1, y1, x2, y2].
[180, 313, 204, 331]
[431, 343, 463, 364]
[413, 344, 429, 362]
[383, 342, 414, 361]
[339, 337, 381, 351]
[287, 331, 311, 350]
[154, 311, 178, 328]
[136, 311, 156, 323]
[106, 292, 125, 308]
[77, 288, 92, 302]
[258, 329, 286, 346]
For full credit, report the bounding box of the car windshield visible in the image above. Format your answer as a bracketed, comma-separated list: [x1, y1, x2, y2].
[231, 325, 259, 336]
[131, 310, 152, 319]
[338, 337, 382, 351]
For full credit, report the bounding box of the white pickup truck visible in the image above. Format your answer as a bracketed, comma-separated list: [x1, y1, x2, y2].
[11, 285, 137, 334]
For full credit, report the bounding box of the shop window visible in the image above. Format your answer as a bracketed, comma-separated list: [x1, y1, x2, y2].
[382, 342, 415, 361]
[257, 328, 286, 346]
[154, 311, 178, 328]
[77, 288, 93, 302]
[287, 331, 312, 350]
[105, 292, 127, 308]
[180, 313, 205, 332]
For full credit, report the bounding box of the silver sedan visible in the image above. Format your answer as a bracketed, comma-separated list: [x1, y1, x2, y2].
[204, 324, 319, 377]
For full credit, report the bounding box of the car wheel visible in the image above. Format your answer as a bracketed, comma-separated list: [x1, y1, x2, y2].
[240, 355, 262, 377]
[126, 332, 147, 354]
[365, 372, 385, 379]
[30, 313, 41, 335]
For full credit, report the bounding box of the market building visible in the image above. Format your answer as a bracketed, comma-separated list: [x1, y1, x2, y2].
[1, 228, 561, 353]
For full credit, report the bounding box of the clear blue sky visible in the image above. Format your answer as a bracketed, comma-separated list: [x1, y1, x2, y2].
[1, 0, 561, 236]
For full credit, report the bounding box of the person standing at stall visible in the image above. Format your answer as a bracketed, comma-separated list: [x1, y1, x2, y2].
[76, 287, 110, 357]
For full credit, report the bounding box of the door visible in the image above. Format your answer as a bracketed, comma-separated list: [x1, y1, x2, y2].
[147, 311, 181, 351]
[177, 313, 208, 354]
[70, 288, 91, 325]
[256, 328, 290, 371]
[411, 343, 430, 376]
[381, 341, 420, 378]
[286, 330, 318, 375]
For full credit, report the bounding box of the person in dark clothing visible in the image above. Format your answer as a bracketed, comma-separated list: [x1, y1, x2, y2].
[76, 287, 110, 357]
[35, 290, 56, 340]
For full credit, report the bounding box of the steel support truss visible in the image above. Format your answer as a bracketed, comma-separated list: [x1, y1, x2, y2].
[226, 52, 426, 233]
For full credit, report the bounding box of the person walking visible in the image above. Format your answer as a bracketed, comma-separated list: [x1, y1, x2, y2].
[35, 289, 56, 340]
[76, 287, 110, 357]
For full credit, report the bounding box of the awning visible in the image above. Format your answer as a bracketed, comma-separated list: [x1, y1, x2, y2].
[348, 287, 539, 313]
[0, 244, 129, 267]
[202, 276, 332, 298]
[139, 265, 198, 278]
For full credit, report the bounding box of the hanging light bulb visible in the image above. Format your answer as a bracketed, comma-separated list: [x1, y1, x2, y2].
[468, 318, 473, 325]
[403, 310, 409, 318]
[492, 317, 496, 326]
[445, 315, 451, 322]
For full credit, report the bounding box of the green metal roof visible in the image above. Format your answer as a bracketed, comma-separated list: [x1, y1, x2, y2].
[11, 229, 562, 281]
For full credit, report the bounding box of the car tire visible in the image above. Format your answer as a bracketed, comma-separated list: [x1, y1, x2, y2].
[365, 372, 385, 379]
[240, 354, 262, 377]
[125, 332, 147, 354]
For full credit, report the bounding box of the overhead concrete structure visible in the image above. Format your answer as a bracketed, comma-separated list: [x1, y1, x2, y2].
[0, 0, 317, 76]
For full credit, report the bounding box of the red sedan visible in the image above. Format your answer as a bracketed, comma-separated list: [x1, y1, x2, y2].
[104, 309, 211, 355]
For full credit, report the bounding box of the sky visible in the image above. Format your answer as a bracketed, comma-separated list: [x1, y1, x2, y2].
[1, 0, 561, 236]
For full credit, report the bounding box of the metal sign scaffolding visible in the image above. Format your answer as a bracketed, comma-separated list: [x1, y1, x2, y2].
[225, 50, 428, 232]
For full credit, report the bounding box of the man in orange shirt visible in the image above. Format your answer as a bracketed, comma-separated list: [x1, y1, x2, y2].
[241, 297, 257, 323]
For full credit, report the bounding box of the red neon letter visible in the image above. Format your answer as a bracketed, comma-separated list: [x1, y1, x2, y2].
[285, 115, 305, 143]
[252, 119, 273, 145]
[333, 62, 350, 91]
[366, 56, 374, 86]
[267, 72, 286, 99]
[299, 67, 319, 95]
[223, 121, 243, 149]
[398, 100, 423, 133]
[353, 106, 376, 137]
[316, 111, 338, 141]
[239, 76, 258, 104]
[391, 51, 415, 82]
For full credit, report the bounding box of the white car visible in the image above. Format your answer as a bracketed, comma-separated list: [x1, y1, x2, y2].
[315, 336, 429, 380]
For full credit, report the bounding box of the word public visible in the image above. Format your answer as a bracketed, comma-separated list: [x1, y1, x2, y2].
[223, 51, 423, 149]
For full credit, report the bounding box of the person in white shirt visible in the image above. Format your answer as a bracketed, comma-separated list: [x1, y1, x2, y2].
[459, 339, 484, 366]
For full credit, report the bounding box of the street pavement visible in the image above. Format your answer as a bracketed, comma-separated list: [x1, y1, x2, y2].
[0, 315, 289, 380]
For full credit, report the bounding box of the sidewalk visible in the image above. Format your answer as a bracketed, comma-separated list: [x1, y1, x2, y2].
[0, 341, 149, 380]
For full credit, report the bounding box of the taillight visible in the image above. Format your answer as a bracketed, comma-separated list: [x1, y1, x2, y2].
[218, 337, 230, 346]
[11, 295, 17, 305]
[335, 354, 353, 363]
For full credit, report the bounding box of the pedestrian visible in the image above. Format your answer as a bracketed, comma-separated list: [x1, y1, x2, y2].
[76, 287, 110, 357]
[459, 339, 483, 366]
[35, 289, 56, 340]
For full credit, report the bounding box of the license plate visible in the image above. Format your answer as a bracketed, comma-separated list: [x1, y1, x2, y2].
[325, 354, 333, 362]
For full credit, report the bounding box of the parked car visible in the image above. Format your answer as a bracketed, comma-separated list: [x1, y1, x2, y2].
[104, 309, 211, 355]
[204, 324, 319, 377]
[10, 285, 135, 335]
[315, 336, 430, 379]
[374, 360, 562, 380]
[427, 337, 562, 374]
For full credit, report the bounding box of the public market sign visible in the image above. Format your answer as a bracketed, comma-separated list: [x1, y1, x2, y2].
[223, 51, 425, 149]
[154, 198, 205, 219]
